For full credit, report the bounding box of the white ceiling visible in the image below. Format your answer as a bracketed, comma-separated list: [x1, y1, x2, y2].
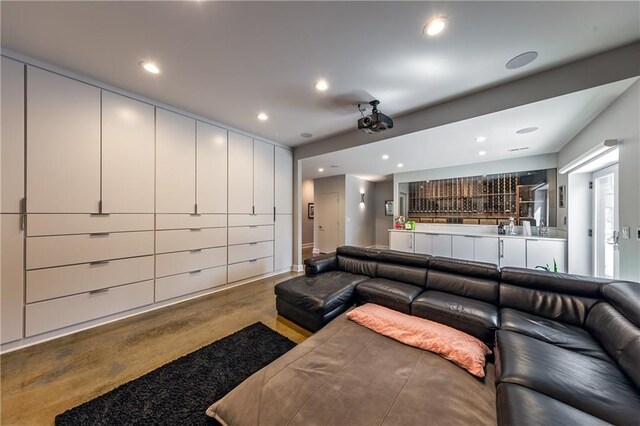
[301, 78, 638, 181]
[1, 1, 638, 146]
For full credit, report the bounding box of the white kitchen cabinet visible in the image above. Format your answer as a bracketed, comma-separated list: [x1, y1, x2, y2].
[452, 236, 475, 261]
[228, 132, 254, 214]
[389, 231, 414, 253]
[253, 140, 274, 214]
[526, 239, 567, 273]
[432, 234, 452, 257]
[1, 57, 24, 213]
[196, 121, 227, 214]
[499, 238, 527, 268]
[473, 237, 499, 264]
[414, 233, 433, 255]
[275, 214, 293, 270]
[156, 108, 196, 213]
[102, 91, 155, 213]
[275, 147, 293, 214]
[27, 66, 101, 213]
[1, 215, 24, 343]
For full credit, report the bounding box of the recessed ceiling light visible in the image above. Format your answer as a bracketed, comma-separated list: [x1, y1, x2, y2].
[424, 17, 447, 36]
[140, 61, 160, 74]
[314, 79, 329, 91]
[508, 147, 530, 152]
[257, 112, 269, 121]
[318, 168, 324, 172]
[506, 51, 539, 70]
[382, 154, 390, 160]
[478, 151, 487, 156]
[397, 163, 404, 168]
[300, 132, 313, 138]
[516, 127, 538, 134]
[475, 136, 487, 143]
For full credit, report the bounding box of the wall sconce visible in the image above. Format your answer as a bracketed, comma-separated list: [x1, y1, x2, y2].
[360, 193, 365, 204]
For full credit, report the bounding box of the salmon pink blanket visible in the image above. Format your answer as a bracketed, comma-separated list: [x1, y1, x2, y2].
[347, 303, 491, 377]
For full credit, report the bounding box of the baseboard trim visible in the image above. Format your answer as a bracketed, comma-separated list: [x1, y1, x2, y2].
[302, 243, 314, 249]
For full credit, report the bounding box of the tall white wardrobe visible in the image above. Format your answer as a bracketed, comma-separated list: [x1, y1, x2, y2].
[0, 56, 293, 349]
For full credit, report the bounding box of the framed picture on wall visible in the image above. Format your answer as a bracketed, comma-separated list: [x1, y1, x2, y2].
[308, 203, 314, 219]
[385, 200, 393, 216]
[559, 185, 566, 208]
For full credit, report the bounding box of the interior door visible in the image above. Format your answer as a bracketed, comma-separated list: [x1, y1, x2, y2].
[592, 164, 619, 278]
[315, 192, 339, 254]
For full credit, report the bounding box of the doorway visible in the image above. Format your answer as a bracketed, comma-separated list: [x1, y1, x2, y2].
[315, 192, 339, 254]
[592, 163, 619, 278]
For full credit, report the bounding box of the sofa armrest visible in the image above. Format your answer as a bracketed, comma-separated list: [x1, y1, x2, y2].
[304, 253, 338, 276]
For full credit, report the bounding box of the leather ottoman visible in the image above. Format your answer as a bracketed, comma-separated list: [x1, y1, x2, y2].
[275, 271, 368, 331]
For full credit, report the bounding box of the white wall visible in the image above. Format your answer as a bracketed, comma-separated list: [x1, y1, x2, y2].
[558, 81, 640, 282]
[313, 175, 346, 248]
[345, 175, 376, 248]
[374, 181, 394, 247]
[301, 179, 314, 247]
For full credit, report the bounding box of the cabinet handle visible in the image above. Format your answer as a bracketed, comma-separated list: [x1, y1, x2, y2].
[500, 240, 505, 258]
[89, 232, 110, 237]
[19, 197, 26, 231]
[249, 225, 258, 228]
[274, 206, 276, 222]
[190, 213, 201, 217]
[90, 260, 110, 266]
[190, 269, 202, 274]
[252, 206, 255, 215]
[190, 249, 202, 253]
[90, 213, 110, 217]
[249, 259, 258, 263]
[189, 228, 202, 232]
[249, 242, 258, 245]
[89, 288, 109, 295]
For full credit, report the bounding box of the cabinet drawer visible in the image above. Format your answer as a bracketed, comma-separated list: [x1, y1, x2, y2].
[156, 247, 226, 278]
[228, 225, 273, 245]
[26, 255, 154, 303]
[27, 214, 154, 236]
[227, 257, 273, 283]
[156, 228, 226, 254]
[228, 214, 273, 227]
[155, 214, 226, 230]
[26, 231, 154, 270]
[25, 280, 154, 337]
[155, 266, 226, 302]
[228, 241, 273, 264]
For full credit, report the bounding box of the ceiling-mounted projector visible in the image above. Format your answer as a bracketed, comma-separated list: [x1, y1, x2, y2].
[357, 100, 394, 134]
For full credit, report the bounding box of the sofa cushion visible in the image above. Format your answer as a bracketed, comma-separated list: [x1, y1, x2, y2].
[378, 250, 430, 268]
[497, 383, 609, 426]
[586, 301, 640, 390]
[500, 308, 609, 361]
[602, 281, 640, 327]
[376, 263, 427, 287]
[412, 291, 498, 344]
[336, 246, 380, 277]
[274, 271, 367, 314]
[355, 278, 423, 314]
[495, 330, 640, 424]
[427, 257, 499, 304]
[500, 267, 610, 297]
[304, 253, 337, 276]
[429, 257, 501, 281]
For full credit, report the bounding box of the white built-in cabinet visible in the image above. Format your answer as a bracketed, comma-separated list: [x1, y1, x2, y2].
[414, 233, 453, 257]
[452, 236, 499, 264]
[0, 59, 294, 349]
[1, 57, 25, 344]
[526, 239, 567, 273]
[499, 238, 527, 268]
[390, 231, 414, 253]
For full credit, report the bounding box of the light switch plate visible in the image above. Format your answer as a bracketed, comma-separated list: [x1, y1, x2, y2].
[622, 226, 630, 239]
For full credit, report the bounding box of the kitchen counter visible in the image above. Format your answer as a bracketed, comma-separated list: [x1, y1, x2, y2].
[388, 225, 567, 241]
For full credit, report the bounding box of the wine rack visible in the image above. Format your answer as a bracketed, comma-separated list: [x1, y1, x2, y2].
[407, 171, 548, 225]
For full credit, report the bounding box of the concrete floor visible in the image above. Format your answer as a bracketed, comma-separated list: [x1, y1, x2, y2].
[0, 271, 311, 425]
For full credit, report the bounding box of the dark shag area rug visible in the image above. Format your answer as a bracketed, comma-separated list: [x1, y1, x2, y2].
[55, 323, 296, 426]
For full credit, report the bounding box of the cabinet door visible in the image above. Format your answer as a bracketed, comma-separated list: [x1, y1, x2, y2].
[389, 232, 414, 253]
[227, 132, 254, 214]
[1, 58, 24, 213]
[473, 237, 499, 265]
[274, 147, 293, 214]
[414, 233, 433, 255]
[499, 238, 526, 268]
[1, 214, 24, 343]
[526, 239, 567, 273]
[197, 122, 227, 214]
[432, 234, 452, 257]
[275, 214, 293, 270]
[27, 67, 100, 213]
[101, 91, 155, 213]
[452, 236, 475, 261]
[156, 108, 196, 213]
[253, 140, 274, 214]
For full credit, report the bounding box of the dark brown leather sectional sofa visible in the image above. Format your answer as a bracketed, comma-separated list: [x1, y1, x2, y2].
[275, 246, 640, 425]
